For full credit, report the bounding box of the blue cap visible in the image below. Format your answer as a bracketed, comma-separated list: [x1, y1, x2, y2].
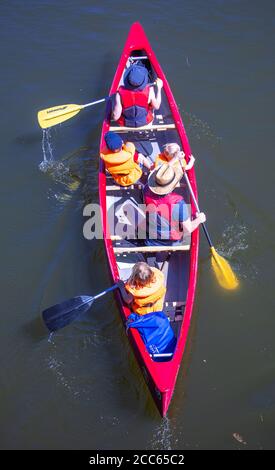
[124, 65, 149, 91]
[104, 131, 123, 151]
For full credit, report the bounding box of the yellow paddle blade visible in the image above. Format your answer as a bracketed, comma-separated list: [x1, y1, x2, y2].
[37, 103, 83, 129]
[210, 247, 239, 290]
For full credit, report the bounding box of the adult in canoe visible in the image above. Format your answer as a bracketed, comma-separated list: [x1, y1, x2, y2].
[112, 64, 163, 127]
[144, 164, 206, 245]
[100, 131, 152, 186]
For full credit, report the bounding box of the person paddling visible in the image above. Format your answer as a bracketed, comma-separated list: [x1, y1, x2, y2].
[112, 64, 163, 127]
[100, 131, 152, 186]
[118, 262, 166, 315]
[144, 164, 206, 245]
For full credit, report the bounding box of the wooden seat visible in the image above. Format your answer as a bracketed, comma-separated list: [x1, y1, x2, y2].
[106, 182, 186, 191]
[106, 184, 143, 191]
[113, 243, 190, 253]
[109, 124, 176, 132]
[150, 353, 174, 358]
[164, 301, 186, 308]
[129, 55, 148, 61]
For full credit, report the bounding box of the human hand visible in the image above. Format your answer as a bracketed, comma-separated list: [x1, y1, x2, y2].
[156, 78, 163, 89]
[185, 154, 195, 171]
[196, 212, 206, 224]
[138, 154, 152, 170]
[137, 153, 145, 164]
[117, 279, 125, 289]
[178, 150, 185, 159]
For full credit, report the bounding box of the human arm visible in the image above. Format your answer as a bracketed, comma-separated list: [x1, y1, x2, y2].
[148, 78, 163, 110]
[137, 153, 154, 170]
[174, 200, 206, 235]
[124, 142, 154, 169]
[180, 212, 206, 235]
[112, 92, 122, 121]
[117, 280, 134, 305]
[185, 154, 195, 171]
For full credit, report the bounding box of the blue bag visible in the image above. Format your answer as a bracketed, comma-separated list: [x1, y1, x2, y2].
[126, 311, 176, 356]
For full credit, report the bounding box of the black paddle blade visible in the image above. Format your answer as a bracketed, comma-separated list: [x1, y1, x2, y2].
[42, 295, 94, 332]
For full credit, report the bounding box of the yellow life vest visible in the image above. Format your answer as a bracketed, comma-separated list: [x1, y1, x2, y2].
[125, 267, 166, 315]
[100, 142, 142, 186]
[154, 152, 187, 171]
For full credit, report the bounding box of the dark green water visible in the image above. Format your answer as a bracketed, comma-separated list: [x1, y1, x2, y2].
[1, 0, 275, 450]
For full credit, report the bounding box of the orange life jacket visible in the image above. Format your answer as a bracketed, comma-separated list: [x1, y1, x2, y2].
[125, 267, 166, 315]
[100, 142, 142, 186]
[154, 152, 187, 170]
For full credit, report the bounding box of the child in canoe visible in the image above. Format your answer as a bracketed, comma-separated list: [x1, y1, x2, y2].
[118, 262, 177, 357]
[154, 142, 195, 172]
[100, 131, 153, 187]
[118, 262, 166, 315]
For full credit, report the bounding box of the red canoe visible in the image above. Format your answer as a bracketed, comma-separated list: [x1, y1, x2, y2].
[99, 22, 199, 416]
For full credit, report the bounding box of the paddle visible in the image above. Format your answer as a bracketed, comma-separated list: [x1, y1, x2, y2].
[37, 81, 157, 129]
[42, 284, 119, 332]
[37, 97, 107, 129]
[183, 171, 239, 290]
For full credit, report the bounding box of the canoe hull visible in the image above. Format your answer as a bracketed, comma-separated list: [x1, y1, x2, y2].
[99, 22, 199, 416]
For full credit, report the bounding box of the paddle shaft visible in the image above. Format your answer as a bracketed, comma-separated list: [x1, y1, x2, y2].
[93, 283, 119, 300]
[81, 98, 107, 109]
[183, 172, 213, 248]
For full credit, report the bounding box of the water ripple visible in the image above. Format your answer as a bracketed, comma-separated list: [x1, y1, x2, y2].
[149, 417, 173, 450]
[219, 223, 249, 258]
